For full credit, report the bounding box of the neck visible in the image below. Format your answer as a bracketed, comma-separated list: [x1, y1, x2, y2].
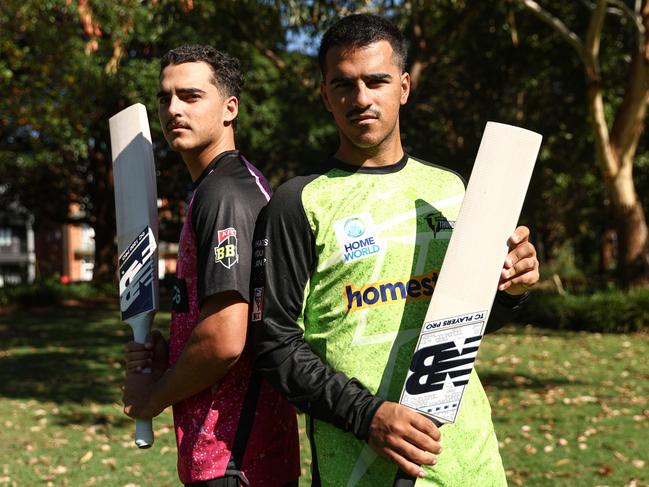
[182, 132, 236, 182]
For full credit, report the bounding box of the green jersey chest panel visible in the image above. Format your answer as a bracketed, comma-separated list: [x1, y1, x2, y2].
[299, 156, 464, 400]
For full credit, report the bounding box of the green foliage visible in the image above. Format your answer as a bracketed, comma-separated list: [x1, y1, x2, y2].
[522, 288, 649, 333]
[0, 0, 647, 286]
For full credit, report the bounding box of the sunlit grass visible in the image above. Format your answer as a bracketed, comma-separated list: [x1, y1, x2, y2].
[1, 306, 647, 486]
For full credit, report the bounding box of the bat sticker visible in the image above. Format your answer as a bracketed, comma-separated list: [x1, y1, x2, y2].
[119, 226, 157, 320]
[400, 310, 487, 424]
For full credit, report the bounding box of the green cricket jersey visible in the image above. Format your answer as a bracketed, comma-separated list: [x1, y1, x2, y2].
[252, 154, 522, 486]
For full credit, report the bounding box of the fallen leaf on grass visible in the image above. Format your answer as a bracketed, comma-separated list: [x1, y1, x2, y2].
[614, 451, 629, 463]
[505, 468, 529, 486]
[631, 459, 645, 469]
[555, 458, 571, 466]
[50, 465, 67, 475]
[597, 465, 614, 476]
[79, 451, 93, 464]
[524, 444, 537, 454]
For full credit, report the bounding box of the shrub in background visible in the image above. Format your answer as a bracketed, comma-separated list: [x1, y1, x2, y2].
[0, 279, 111, 308]
[521, 288, 649, 333]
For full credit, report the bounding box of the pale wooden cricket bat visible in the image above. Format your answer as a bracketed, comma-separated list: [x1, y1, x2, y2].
[394, 122, 541, 485]
[110, 103, 160, 449]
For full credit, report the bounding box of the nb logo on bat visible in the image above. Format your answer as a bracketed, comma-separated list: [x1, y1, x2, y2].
[405, 335, 482, 395]
[118, 227, 157, 320]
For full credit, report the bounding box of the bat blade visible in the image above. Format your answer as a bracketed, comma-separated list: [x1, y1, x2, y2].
[400, 121, 541, 423]
[110, 103, 159, 449]
[393, 122, 541, 486]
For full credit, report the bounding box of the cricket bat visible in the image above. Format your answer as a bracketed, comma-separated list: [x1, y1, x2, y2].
[110, 103, 160, 449]
[393, 122, 541, 485]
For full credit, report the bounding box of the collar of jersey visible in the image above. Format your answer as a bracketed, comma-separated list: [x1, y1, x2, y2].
[328, 152, 409, 174]
[193, 149, 240, 189]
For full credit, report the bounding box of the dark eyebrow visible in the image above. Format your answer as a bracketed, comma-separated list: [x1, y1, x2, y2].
[365, 73, 393, 83]
[328, 73, 393, 85]
[156, 87, 206, 99]
[329, 75, 354, 85]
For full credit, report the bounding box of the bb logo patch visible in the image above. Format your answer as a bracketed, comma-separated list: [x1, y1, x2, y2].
[334, 212, 384, 264]
[214, 227, 239, 269]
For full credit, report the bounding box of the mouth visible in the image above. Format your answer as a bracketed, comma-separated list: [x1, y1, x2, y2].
[349, 116, 379, 128]
[167, 120, 189, 132]
[351, 115, 377, 121]
[347, 110, 380, 125]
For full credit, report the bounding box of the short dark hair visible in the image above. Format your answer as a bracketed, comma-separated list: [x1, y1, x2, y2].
[318, 14, 408, 77]
[160, 45, 244, 99]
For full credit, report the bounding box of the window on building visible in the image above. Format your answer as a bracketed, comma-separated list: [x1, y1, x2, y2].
[0, 228, 11, 247]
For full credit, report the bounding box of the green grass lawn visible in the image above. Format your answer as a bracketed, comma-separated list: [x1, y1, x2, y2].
[0, 304, 647, 486]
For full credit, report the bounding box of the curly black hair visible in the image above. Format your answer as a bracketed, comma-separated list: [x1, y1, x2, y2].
[318, 14, 408, 77]
[160, 45, 244, 99]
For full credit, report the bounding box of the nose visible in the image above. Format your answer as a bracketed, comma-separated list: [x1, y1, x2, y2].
[352, 82, 372, 108]
[167, 95, 182, 117]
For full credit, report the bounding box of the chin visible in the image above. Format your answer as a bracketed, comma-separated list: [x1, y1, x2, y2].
[351, 136, 383, 149]
[166, 137, 194, 152]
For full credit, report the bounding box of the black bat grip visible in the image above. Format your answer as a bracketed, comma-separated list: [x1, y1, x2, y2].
[393, 468, 416, 486]
[391, 418, 443, 486]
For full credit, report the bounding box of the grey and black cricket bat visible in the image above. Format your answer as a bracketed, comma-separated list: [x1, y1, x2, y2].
[110, 103, 160, 449]
[394, 122, 542, 485]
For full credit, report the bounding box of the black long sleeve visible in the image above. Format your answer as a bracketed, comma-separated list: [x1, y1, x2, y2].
[251, 177, 383, 440]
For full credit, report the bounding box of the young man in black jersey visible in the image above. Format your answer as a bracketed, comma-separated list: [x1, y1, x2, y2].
[252, 15, 539, 486]
[122, 45, 300, 487]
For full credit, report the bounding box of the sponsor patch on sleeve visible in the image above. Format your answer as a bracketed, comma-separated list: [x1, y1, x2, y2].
[214, 227, 239, 269]
[252, 287, 264, 322]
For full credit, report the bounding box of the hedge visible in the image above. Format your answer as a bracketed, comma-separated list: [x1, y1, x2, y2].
[521, 288, 649, 333]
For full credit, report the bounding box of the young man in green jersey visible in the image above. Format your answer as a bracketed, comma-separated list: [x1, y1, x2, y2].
[251, 14, 539, 486]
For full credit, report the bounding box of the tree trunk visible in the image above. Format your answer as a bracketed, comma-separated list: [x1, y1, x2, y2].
[90, 148, 117, 284]
[516, 0, 649, 287]
[613, 196, 649, 286]
[584, 2, 649, 288]
[587, 80, 649, 286]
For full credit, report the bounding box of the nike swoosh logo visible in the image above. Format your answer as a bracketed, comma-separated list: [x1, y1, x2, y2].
[376, 188, 400, 199]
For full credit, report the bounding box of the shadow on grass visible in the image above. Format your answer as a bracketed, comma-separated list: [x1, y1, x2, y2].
[480, 371, 581, 391]
[52, 408, 134, 428]
[0, 304, 127, 405]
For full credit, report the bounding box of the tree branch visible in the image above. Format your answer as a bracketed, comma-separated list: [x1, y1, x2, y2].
[585, 0, 608, 60]
[514, 0, 587, 64]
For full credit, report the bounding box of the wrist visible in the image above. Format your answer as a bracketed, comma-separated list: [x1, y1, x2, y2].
[145, 374, 170, 417]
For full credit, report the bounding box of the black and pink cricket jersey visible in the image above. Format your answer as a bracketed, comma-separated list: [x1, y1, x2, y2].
[169, 150, 300, 486]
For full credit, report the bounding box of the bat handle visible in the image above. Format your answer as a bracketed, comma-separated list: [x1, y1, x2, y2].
[135, 419, 154, 448]
[391, 418, 441, 486]
[128, 313, 155, 449]
[393, 469, 416, 487]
